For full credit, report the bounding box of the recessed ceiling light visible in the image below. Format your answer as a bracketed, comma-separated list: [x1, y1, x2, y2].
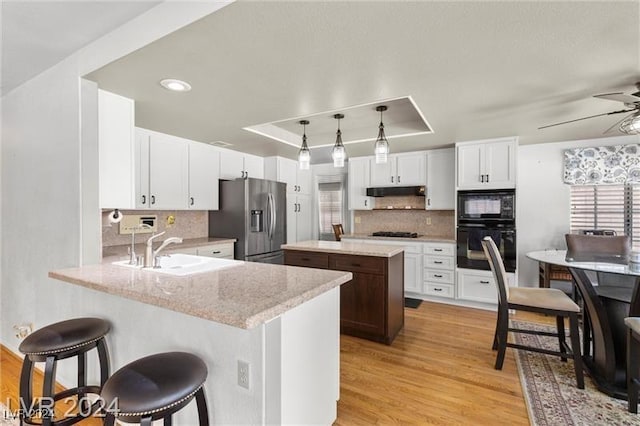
[160, 78, 192, 92]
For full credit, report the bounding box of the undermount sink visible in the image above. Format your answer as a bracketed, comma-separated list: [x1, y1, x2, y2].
[112, 254, 241, 276]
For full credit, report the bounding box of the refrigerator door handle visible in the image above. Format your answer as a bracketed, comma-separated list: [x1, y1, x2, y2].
[268, 193, 276, 239]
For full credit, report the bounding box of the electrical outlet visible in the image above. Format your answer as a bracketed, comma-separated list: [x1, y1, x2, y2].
[426, 217, 432, 226]
[237, 360, 250, 389]
[354, 216, 361, 224]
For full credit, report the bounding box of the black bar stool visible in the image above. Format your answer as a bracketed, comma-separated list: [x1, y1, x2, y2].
[101, 352, 209, 426]
[18, 317, 110, 426]
[626, 317, 640, 413]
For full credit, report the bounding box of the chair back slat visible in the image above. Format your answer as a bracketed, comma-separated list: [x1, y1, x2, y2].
[332, 224, 344, 241]
[481, 236, 509, 310]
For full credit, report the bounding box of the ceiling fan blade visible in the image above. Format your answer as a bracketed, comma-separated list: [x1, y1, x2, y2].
[538, 109, 634, 130]
[594, 93, 640, 104]
[603, 111, 637, 134]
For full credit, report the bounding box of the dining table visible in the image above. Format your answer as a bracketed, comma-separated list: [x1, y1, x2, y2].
[527, 249, 640, 399]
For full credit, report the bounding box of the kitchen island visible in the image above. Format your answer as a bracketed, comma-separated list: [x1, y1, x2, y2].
[282, 240, 404, 345]
[49, 258, 352, 425]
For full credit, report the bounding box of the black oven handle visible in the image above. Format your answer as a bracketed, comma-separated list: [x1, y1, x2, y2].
[458, 226, 515, 234]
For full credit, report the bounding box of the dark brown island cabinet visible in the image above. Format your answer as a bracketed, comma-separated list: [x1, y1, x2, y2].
[284, 248, 404, 345]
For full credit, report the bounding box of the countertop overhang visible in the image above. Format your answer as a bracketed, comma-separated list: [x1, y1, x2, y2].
[341, 234, 456, 244]
[282, 240, 404, 257]
[49, 260, 352, 329]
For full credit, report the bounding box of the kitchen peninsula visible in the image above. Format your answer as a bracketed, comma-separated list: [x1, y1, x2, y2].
[49, 259, 352, 425]
[282, 240, 404, 344]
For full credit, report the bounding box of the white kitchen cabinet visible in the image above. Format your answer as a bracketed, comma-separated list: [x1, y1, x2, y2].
[264, 156, 312, 195]
[98, 89, 135, 209]
[456, 137, 517, 190]
[370, 153, 426, 187]
[456, 268, 515, 304]
[136, 128, 218, 210]
[188, 141, 220, 210]
[287, 194, 312, 243]
[219, 149, 264, 180]
[426, 148, 455, 210]
[196, 242, 234, 259]
[348, 157, 372, 210]
[423, 242, 456, 299]
[148, 132, 189, 210]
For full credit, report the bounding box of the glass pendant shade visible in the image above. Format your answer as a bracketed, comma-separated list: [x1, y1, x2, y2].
[374, 106, 389, 164]
[298, 120, 311, 170]
[332, 114, 346, 168]
[619, 112, 640, 135]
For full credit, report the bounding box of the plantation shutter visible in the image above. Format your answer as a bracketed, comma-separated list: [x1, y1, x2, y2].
[570, 184, 640, 250]
[318, 182, 343, 239]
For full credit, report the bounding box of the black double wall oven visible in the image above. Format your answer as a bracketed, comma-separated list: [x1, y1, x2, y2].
[456, 189, 516, 273]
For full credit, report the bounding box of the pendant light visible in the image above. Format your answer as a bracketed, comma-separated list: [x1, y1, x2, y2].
[332, 113, 346, 168]
[374, 105, 389, 164]
[298, 120, 311, 170]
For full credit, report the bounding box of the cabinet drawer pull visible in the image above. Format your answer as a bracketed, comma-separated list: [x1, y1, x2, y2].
[434, 248, 443, 252]
[301, 257, 311, 261]
[211, 250, 221, 254]
[434, 261, 443, 264]
[434, 274, 443, 278]
[433, 288, 443, 292]
[480, 280, 490, 284]
[352, 264, 361, 267]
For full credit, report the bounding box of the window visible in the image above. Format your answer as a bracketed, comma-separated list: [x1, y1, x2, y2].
[318, 181, 344, 241]
[570, 184, 640, 249]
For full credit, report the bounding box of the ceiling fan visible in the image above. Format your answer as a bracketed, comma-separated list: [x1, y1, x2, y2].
[539, 83, 640, 135]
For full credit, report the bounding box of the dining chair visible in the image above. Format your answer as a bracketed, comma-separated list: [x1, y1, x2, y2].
[625, 317, 640, 413]
[482, 236, 584, 389]
[332, 224, 344, 241]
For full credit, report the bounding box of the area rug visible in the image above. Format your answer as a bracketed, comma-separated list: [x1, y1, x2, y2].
[404, 297, 422, 309]
[513, 320, 640, 425]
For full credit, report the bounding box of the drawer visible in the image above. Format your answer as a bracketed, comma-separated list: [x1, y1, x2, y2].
[284, 250, 329, 269]
[423, 255, 454, 270]
[329, 254, 385, 275]
[196, 243, 234, 258]
[424, 283, 454, 299]
[423, 269, 454, 284]
[403, 244, 422, 254]
[457, 270, 498, 304]
[423, 243, 455, 256]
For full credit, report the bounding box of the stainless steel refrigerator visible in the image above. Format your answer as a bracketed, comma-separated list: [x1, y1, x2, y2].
[209, 178, 286, 264]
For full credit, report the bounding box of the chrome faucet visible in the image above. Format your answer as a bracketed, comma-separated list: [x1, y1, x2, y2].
[144, 231, 183, 267]
[128, 223, 152, 265]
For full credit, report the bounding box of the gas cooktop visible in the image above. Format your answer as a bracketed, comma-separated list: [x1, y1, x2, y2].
[371, 231, 418, 238]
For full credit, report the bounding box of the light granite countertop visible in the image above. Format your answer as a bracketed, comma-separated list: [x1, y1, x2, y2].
[341, 234, 456, 244]
[49, 260, 352, 329]
[102, 237, 237, 258]
[282, 240, 404, 257]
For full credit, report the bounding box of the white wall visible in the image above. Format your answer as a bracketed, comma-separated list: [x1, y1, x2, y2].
[517, 134, 640, 287]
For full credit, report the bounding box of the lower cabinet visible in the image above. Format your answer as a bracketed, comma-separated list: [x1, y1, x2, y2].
[456, 268, 515, 304]
[171, 242, 235, 260]
[283, 249, 404, 345]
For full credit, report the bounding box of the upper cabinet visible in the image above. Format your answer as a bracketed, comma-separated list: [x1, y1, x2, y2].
[456, 137, 517, 190]
[426, 148, 455, 210]
[370, 153, 426, 187]
[219, 149, 264, 180]
[264, 156, 311, 195]
[348, 157, 373, 210]
[188, 141, 220, 210]
[98, 90, 135, 209]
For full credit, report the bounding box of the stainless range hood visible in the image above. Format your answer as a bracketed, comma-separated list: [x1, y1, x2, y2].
[366, 186, 425, 197]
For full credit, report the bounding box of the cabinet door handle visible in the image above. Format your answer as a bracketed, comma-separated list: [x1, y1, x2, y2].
[427, 198, 431, 206]
[142, 195, 146, 205]
[190, 197, 195, 206]
[480, 174, 485, 183]
[486, 174, 489, 183]
[480, 280, 490, 284]
[364, 200, 368, 207]
[397, 175, 401, 183]
[434, 274, 443, 278]
[391, 176, 394, 183]
[151, 195, 156, 205]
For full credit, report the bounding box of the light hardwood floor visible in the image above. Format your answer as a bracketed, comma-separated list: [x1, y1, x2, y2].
[1, 301, 547, 425]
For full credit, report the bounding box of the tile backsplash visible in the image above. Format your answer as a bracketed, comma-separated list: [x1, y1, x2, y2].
[102, 210, 208, 247]
[353, 209, 455, 239]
